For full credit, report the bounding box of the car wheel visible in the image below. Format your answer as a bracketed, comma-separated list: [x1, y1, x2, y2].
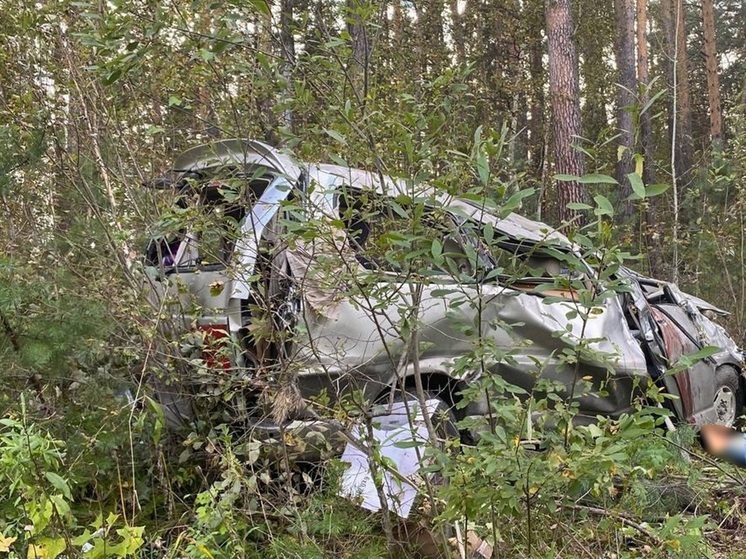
[714, 366, 743, 426]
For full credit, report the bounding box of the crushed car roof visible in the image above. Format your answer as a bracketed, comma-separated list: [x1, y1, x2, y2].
[161, 139, 574, 249]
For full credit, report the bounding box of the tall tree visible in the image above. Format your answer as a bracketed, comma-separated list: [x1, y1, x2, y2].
[613, 0, 636, 217]
[449, 0, 466, 66]
[279, 0, 296, 132]
[577, 0, 613, 144]
[545, 0, 587, 224]
[637, 0, 661, 276]
[418, 0, 449, 77]
[346, 0, 372, 99]
[526, 0, 546, 175]
[636, 0, 655, 187]
[701, 0, 723, 146]
[660, 0, 693, 183]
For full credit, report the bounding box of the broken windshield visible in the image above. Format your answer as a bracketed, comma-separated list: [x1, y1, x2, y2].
[145, 168, 273, 271]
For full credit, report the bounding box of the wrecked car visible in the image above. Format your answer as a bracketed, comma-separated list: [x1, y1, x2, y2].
[143, 139, 745, 446]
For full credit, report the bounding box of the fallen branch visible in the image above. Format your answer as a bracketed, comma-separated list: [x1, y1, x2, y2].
[560, 502, 662, 545]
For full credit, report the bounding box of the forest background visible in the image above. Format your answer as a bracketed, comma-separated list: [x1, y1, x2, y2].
[3, 0, 746, 557]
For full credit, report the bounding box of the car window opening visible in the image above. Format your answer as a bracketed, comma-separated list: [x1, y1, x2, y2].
[338, 189, 477, 277]
[147, 170, 274, 270]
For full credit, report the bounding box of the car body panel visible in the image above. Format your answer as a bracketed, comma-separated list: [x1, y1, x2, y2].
[144, 140, 744, 434]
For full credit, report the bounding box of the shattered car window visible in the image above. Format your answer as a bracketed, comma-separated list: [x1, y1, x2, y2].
[146, 170, 272, 270]
[338, 189, 476, 277]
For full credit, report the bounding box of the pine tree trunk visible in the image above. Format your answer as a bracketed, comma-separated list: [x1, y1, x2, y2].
[674, 0, 693, 183]
[279, 0, 295, 132]
[347, 0, 371, 99]
[528, 0, 545, 175]
[637, 0, 662, 277]
[613, 0, 636, 218]
[660, 0, 692, 183]
[449, 0, 466, 66]
[419, 0, 447, 76]
[636, 0, 654, 186]
[660, 0, 675, 152]
[545, 0, 587, 225]
[701, 0, 723, 147]
[257, 6, 279, 144]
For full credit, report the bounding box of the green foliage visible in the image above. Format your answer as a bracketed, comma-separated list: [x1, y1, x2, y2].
[0, 398, 144, 559]
[2, 0, 746, 557]
[0, 256, 111, 380]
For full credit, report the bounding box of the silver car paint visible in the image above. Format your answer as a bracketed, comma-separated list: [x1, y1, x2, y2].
[145, 140, 743, 429]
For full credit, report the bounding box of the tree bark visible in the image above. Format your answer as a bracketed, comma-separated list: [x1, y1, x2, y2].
[527, 0, 545, 175]
[577, 0, 612, 144]
[449, 0, 466, 66]
[279, 0, 295, 132]
[637, 0, 661, 277]
[347, 0, 371, 98]
[661, 0, 693, 183]
[701, 0, 723, 146]
[613, 0, 636, 218]
[545, 0, 587, 225]
[673, 0, 693, 183]
[417, 0, 448, 77]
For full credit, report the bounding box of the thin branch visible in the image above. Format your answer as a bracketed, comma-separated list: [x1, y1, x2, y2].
[561, 503, 662, 545]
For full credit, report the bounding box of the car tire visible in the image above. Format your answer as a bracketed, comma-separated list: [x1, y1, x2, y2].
[714, 366, 743, 427]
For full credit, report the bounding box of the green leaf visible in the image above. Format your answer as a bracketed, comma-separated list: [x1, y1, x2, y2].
[324, 128, 347, 146]
[502, 187, 535, 212]
[646, 183, 671, 197]
[102, 68, 122, 85]
[566, 202, 593, 210]
[328, 153, 348, 166]
[680, 346, 720, 365]
[393, 439, 424, 449]
[617, 145, 628, 162]
[249, 0, 270, 13]
[44, 472, 72, 501]
[593, 194, 614, 216]
[555, 173, 618, 185]
[431, 239, 443, 259]
[554, 174, 580, 182]
[578, 173, 618, 185]
[627, 172, 645, 199]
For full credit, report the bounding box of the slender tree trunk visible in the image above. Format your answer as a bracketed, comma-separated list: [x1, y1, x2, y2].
[279, 0, 295, 132]
[637, 0, 662, 276]
[661, 0, 694, 184]
[674, 0, 692, 184]
[529, 40, 545, 174]
[577, 0, 612, 144]
[545, 0, 587, 225]
[508, 0, 527, 167]
[347, 0, 371, 99]
[660, 0, 693, 183]
[449, 0, 466, 66]
[613, 0, 636, 218]
[636, 0, 655, 187]
[660, 0, 676, 152]
[417, 0, 448, 77]
[527, 0, 545, 175]
[392, 0, 404, 44]
[660, 0, 686, 280]
[701, 0, 723, 147]
[257, 6, 279, 144]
